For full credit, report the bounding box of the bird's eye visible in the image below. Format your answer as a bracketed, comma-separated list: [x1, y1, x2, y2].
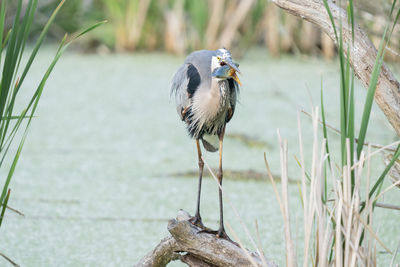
[217, 56, 221, 61]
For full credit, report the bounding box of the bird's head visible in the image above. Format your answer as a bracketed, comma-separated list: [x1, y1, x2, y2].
[211, 48, 241, 85]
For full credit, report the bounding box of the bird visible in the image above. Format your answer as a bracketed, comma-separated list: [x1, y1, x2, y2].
[170, 48, 241, 241]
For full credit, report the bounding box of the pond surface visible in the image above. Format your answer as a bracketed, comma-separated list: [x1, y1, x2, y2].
[0, 47, 399, 266]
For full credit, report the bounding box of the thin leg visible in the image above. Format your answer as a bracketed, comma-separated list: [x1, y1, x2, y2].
[189, 139, 205, 228]
[216, 126, 230, 240]
[196, 128, 236, 244]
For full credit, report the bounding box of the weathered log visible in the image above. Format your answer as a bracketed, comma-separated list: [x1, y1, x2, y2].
[134, 210, 277, 267]
[272, 0, 400, 136]
[134, 236, 180, 267]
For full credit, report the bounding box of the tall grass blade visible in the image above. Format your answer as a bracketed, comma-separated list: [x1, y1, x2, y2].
[0, 0, 22, 121]
[338, 31, 347, 166]
[0, 130, 25, 205]
[1, 29, 12, 52]
[356, 28, 387, 158]
[0, 0, 103, 227]
[348, 0, 355, 42]
[0, 0, 7, 63]
[368, 144, 400, 200]
[320, 84, 330, 203]
[348, 73, 355, 190]
[1, 0, 37, 151]
[0, 0, 65, 151]
[322, 0, 338, 42]
[1, 19, 101, 160]
[391, 7, 400, 34]
[320, 82, 331, 167]
[0, 115, 33, 121]
[0, 110, 27, 169]
[12, 0, 37, 82]
[0, 189, 9, 227]
[73, 20, 108, 40]
[0, 36, 68, 204]
[390, 0, 398, 17]
[13, 0, 65, 95]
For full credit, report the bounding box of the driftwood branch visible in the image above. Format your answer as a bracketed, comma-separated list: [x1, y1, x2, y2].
[135, 210, 276, 267]
[134, 236, 180, 266]
[272, 0, 400, 136]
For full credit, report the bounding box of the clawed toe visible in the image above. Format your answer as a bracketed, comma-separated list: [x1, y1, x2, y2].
[198, 228, 218, 235]
[217, 229, 238, 245]
[198, 227, 238, 246]
[189, 215, 206, 229]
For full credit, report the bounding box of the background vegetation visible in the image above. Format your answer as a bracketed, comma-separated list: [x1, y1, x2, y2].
[266, 0, 400, 265]
[4, 0, 400, 60]
[0, 0, 102, 264]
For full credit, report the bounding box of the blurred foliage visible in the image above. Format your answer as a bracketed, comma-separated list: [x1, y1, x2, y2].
[185, 1, 208, 38]
[3, 0, 400, 60]
[40, 0, 82, 33]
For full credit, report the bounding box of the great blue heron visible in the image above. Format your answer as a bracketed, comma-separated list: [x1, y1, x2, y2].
[170, 48, 241, 240]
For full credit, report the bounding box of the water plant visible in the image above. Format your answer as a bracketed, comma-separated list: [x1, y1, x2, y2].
[265, 0, 400, 265]
[0, 0, 104, 263]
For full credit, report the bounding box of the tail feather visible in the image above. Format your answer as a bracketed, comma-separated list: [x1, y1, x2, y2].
[201, 135, 219, 152]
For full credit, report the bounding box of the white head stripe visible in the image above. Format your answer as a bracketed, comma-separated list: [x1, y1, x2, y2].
[218, 48, 230, 58]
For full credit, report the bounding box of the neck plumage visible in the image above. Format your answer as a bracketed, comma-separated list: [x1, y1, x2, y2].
[215, 79, 229, 107]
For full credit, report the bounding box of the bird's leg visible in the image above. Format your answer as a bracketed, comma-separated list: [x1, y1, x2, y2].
[189, 139, 206, 229]
[215, 126, 234, 242]
[196, 128, 237, 244]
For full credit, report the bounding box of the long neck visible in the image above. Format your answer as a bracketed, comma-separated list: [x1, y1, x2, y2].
[213, 79, 229, 107]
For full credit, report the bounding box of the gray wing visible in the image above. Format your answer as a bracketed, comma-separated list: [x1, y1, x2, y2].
[170, 63, 201, 120]
[226, 78, 239, 123]
[170, 50, 215, 121]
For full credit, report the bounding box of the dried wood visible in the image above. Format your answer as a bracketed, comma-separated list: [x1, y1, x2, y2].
[134, 210, 276, 267]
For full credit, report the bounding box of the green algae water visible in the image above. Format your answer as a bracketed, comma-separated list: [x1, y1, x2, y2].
[0, 47, 398, 266]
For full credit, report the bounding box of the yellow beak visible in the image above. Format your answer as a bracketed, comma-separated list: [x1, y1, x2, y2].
[229, 68, 242, 86]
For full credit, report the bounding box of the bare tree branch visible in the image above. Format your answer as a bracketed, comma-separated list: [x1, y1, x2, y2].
[272, 0, 400, 136]
[134, 210, 277, 267]
[134, 236, 180, 267]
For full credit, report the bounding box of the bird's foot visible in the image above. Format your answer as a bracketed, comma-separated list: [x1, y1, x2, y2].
[198, 227, 239, 246]
[216, 228, 238, 246]
[189, 214, 206, 229]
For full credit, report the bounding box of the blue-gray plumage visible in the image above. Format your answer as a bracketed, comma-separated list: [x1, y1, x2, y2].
[170, 49, 240, 151]
[170, 48, 241, 242]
